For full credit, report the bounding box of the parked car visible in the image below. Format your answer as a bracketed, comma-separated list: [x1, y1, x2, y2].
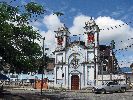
[92, 81, 129, 94]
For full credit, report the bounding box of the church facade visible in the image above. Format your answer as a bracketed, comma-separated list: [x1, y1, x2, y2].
[54, 19, 100, 90]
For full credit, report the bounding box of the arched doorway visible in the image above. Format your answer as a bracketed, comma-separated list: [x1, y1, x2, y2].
[71, 75, 79, 90]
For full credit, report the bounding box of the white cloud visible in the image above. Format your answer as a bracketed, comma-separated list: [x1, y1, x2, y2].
[31, 20, 42, 28]
[95, 16, 133, 49]
[40, 30, 56, 53]
[69, 14, 133, 67]
[43, 14, 63, 31]
[40, 30, 55, 46]
[69, 15, 133, 50]
[30, 14, 63, 57]
[39, 14, 64, 56]
[69, 15, 91, 35]
[37, 14, 133, 60]
[69, 15, 91, 41]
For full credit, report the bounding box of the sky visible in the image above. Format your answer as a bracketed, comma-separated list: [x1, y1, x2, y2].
[1, 0, 133, 67]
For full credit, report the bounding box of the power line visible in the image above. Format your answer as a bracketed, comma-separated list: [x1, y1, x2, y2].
[100, 21, 132, 31]
[69, 21, 133, 37]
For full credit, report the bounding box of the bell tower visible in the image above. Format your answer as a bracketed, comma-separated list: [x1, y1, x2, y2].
[84, 18, 100, 48]
[83, 18, 100, 86]
[54, 25, 70, 85]
[55, 24, 70, 51]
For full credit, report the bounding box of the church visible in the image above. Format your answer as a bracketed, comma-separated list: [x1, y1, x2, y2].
[54, 18, 100, 90]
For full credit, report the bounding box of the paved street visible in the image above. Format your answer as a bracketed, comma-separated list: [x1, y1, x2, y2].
[42, 90, 133, 100]
[1, 89, 133, 100]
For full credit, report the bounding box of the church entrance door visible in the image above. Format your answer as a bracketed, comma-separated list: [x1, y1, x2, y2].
[71, 75, 79, 90]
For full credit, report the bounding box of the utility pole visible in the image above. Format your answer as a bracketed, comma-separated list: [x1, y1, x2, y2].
[101, 60, 104, 84]
[61, 56, 64, 88]
[101, 53, 104, 85]
[41, 37, 45, 95]
[111, 40, 115, 73]
[110, 40, 115, 80]
[112, 52, 114, 73]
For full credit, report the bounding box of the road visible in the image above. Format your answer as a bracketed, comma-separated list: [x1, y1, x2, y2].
[42, 90, 133, 100]
[1, 89, 133, 100]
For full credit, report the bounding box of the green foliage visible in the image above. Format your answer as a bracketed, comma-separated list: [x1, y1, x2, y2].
[25, 2, 45, 15]
[0, 1, 45, 73]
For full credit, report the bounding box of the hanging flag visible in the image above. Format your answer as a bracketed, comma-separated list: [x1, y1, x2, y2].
[53, 12, 64, 16]
[115, 26, 117, 28]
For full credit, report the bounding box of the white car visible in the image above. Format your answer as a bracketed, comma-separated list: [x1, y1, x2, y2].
[92, 81, 129, 94]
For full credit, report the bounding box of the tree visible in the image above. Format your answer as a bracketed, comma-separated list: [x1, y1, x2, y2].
[0, 1, 45, 73]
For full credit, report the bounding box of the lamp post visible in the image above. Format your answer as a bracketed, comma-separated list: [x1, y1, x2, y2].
[110, 40, 115, 81]
[0, 57, 2, 60]
[101, 51, 104, 85]
[41, 37, 45, 95]
[0, 57, 2, 71]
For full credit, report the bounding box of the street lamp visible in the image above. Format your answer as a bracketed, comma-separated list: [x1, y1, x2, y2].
[0, 57, 2, 71]
[41, 37, 45, 95]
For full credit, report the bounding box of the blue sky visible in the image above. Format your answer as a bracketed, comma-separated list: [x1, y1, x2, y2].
[40, 0, 133, 26]
[1, 0, 133, 67]
[4, 0, 133, 27]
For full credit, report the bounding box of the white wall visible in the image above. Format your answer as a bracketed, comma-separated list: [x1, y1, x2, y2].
[97, 74, 126, 85]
